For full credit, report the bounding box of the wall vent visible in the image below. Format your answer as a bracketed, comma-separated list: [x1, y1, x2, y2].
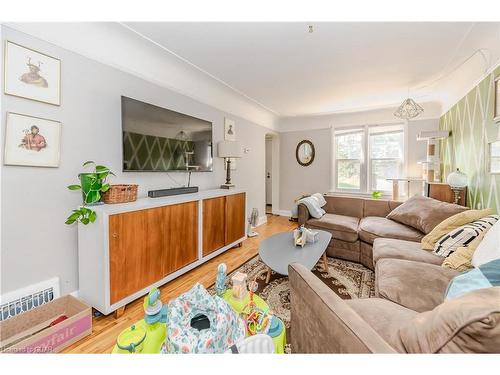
[0, 277, 60, 321]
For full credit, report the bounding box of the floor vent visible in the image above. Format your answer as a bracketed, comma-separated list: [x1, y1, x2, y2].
[0, 278, 60, 321]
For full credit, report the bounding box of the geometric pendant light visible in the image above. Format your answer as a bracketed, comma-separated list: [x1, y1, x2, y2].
[394, 98, 424, 120]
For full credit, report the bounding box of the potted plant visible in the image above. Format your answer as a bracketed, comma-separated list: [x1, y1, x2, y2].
[371, 191, 382, 199]
[65, 161, 114, 225]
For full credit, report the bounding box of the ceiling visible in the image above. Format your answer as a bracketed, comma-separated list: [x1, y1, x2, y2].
[124, 22, 500, 117]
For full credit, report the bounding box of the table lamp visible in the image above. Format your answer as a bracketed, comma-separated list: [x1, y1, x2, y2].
[218, 140, 242, 189]
[446, 168, 467, 204]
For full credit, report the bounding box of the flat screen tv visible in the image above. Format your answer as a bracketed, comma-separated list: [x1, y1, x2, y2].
[121, 96, 213, 172]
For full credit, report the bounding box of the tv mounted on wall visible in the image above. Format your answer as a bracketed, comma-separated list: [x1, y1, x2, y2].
[121, 96, 213, 172]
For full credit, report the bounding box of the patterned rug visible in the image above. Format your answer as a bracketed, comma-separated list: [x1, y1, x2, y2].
[208, 255, 374, 352]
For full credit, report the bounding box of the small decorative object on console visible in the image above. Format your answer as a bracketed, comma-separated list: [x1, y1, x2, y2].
[231, 272, 248, 300]
[102, 184, 138, 204]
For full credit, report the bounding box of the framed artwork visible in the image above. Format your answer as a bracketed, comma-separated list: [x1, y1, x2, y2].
[4, 41, 61, 105]
[495, 76, 500, 123]
[224, 117, 236, 141]
[4, 112, 61, 167]
[489, 141, 500, 174]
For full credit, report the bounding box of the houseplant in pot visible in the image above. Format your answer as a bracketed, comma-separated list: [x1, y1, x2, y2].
[65, 161, 114, 225]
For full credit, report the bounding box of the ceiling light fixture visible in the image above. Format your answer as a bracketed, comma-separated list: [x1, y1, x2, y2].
[394, 97, 424, 120]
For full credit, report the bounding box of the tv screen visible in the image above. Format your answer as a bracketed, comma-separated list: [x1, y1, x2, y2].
[121, 96, 213, 172]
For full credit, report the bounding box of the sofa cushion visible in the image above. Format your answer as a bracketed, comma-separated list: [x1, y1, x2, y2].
[363, 199, 402, 218]
[346, 298, 416, 352]
[421, 208, 493, 250]
[441, 230, 487, 272]
[373, 238, 443, 266]
[307, 213, 359, 242]
[386, 195, 468, 234]
[433, 215, 499, 258]
[359, 217, 424, 244]
[323, 196, 364, 219]
[375, 259, 458, 312]
[399, 287, 500, 353]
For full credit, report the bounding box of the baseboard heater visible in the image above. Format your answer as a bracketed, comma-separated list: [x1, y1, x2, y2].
[148, 186, 199, 198]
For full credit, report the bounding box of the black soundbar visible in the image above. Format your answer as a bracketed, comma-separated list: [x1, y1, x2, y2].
[148, 186, 199, 198]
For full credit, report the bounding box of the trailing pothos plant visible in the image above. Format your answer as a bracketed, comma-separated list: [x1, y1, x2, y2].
[65, 161, 114, 225]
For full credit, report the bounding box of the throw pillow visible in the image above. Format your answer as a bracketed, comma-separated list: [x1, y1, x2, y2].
[433, 215, 499, 257]
[445, 259, 500, 300]
[398, 287, 500, 353]
[386, 195, 468, 234]
[297, 196, 325, 219]
[421, 208, 493, 250]
[472, 219, 500, 267]
[441, 230, 487, 271]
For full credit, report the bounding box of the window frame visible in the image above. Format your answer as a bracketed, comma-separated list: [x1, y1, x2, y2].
[332, 123, 406, 195]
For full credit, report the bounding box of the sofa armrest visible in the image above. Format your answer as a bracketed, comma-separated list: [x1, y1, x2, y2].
[289, 263, 397, 353]
[297, 203, 310, 226]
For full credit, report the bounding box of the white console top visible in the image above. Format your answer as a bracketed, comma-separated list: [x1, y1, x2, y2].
[89, 188, 246, 215]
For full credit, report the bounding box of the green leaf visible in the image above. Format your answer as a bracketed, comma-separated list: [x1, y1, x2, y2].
[67, 184, 81, 190]
[89, 210, 97, 223]
[101, 183, 110, 192]
[81, 218, 90, 225]
[83, 161, 95, 167]
[65, 218, 76, 225]
[95, 165, 109, 172]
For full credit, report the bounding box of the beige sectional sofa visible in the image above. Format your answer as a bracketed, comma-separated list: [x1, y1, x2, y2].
[298, 196, 425, 269]
[292, 196, 500, 353]
[289, 238, 500, 353]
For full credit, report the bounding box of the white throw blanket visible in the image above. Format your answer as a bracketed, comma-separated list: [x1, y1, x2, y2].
[296, 193, 327, 219]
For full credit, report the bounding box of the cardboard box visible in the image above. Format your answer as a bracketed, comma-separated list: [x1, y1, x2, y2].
[0, 295, 92, 353]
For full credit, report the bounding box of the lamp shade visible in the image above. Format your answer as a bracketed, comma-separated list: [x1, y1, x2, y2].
[447, 168, 467, 189]
[217, 141, 242, 158]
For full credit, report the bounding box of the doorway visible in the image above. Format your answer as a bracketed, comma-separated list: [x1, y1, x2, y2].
[265, 133, 279, 217]
[265, 135, 273, 214]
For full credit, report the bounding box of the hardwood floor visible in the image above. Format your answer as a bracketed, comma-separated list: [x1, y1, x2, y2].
[63, 214, 296, 353]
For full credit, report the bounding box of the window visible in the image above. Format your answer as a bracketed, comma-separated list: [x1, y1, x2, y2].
[334, 129, 364, 191]
[334, 124, 405, 193]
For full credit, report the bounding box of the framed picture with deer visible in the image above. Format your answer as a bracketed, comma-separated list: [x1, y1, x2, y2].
[4, 41, 61, 106]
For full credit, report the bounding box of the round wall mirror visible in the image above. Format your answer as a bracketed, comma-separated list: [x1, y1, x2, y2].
[296, 140, 315, 166]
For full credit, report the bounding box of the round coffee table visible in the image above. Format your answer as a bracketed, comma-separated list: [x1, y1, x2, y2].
[259, 230, 332, 283]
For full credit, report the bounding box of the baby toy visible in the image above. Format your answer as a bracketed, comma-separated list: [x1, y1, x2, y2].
[143, 288, 168, 325]
[240, 278, 271, 336]
[112, 288, 167, 354]
[215, 263, 227, 297]
[231, 272, 248, 300]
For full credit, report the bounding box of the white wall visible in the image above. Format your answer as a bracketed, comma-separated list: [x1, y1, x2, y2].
[277, 113, 439, 211]
[279, 128, 332, 211]
[0, 26, 269, 296]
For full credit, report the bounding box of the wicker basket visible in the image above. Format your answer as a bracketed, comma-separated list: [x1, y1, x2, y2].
[102, 184, 138, 204]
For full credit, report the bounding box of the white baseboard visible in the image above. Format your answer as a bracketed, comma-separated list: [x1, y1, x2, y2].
[256, 215, 268, 227]
[272, 209, 292, 217]
[69, 290, 79, 298]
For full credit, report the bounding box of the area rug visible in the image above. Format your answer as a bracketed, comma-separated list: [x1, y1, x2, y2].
[208, 255, 375, 352]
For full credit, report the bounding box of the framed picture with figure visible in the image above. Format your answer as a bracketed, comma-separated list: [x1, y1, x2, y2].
[4, 112, 61, 167]
[224, 117, 236, 141]
[4, 41, 61, 105]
